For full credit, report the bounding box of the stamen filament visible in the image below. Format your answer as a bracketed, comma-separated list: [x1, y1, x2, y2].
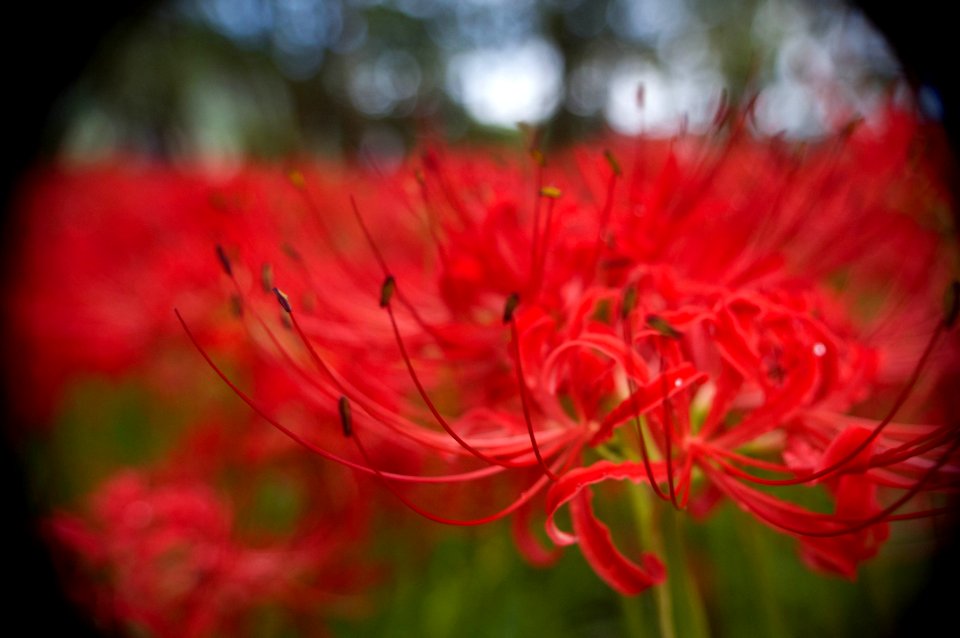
[384, 295, 549, 469]
[508, 314, 558, 481]
[349, 406, 570, 526]
[622, 318, 669, 501]
[177, 308, 537, 485]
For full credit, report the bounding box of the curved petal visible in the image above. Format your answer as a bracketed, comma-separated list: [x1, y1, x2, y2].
[593, 364, 707, 444]
[511, 498, 562, 567]
[544, 460, 668, 593]
[570, 489, 666, 595]
[545, 461, 669, 545]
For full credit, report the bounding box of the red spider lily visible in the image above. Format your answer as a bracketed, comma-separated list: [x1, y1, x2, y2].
[45, 398, 377, 637]
[5, 161, 386, 633]
[182, 104, 959, 595]
[3, 157, 362, 423]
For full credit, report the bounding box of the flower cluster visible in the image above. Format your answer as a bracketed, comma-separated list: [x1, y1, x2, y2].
[185, 106, 959, 594]
[49, 463, 368, 637]
[9, 104, 958, 618]
[6, 160, 379, 635]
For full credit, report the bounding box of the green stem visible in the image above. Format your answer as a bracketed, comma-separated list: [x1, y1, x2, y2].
[650, 510, 677, 638]
[627, 483, 676, 638]
[661, 507, 710, 638]
[619, 589, 646, 638]
[735, 510, 786, 638]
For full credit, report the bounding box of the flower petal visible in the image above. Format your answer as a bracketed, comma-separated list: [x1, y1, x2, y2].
[570, 489, 666, 595]
[593, 364, 707, 445]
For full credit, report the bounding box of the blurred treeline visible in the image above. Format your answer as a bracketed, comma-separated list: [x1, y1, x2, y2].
[45, 0, 904, 163]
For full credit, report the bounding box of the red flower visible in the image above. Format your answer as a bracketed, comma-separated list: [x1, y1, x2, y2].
[183, 105, 959, 595]
[47, 418, 375, 637]
[7, 159, 381, 632]
[4, 157, 362, 422]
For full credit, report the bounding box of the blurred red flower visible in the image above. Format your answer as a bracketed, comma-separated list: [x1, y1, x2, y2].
[48, 460, 372, 637]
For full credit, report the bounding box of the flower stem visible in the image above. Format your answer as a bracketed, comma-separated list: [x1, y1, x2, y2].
[625, 483, 714, 637]
[627, 483, 676, 638]
[660, 506, 710, 638]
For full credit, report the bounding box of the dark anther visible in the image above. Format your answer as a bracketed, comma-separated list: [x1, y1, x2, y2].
[215, 244, 232, 276]
[338, 396, 353, 437]
[540, 186, 562, 198]
[604, 149, 622, 177]
[646, 314, 683, 339]
[273, 287, 291, 313]
[621, 284, 638, 320]
[287, 169, 306, 190]
[380, 275, 396, 308]
[530, 148, 545, 167]
[229, 294, 243, 318]
[261, 263, 274, 293]
[945, 280, 960, 329]
[282, 243, 302, 262]
[503, 292, 520, 324]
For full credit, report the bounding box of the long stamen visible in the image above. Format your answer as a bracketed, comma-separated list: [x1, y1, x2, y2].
[219, 246, 428, 453]
[707, 433, 960, 538]
[344, 395, 566, 526]
[506, 293, 558, 481]
[659, 359, 680, 509]
[529, 148, 545, 281]
[216, 250, 503, 460]
[283, 170, 385, 293]
[176, 308, 371, 474]
[382, 280, 543, 469]
[586, 150, 621, 281]
[213, 244, 350, 398]
[270, 275, 535, 461]
[870, 425, 959, 469]
[350, 195, 390, 276]
[421, 147, 472, 227]
[676, 455, 696, 509]
[621, 293, 669, 501]
[533, 186, 561, 289]
[412, 168, 450, 267]
[651, 317, 686, 510]
[179, 306, 521, 485]
[349, 195, 450, 345]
